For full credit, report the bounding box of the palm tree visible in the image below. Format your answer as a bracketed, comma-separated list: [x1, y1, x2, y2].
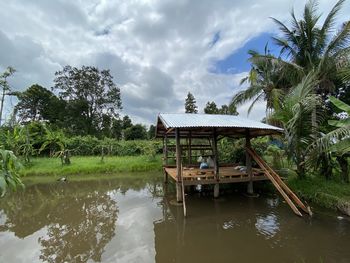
[268, 72, 322, 177]
[232, 48, 291, 115]
[232, 0, 350, 115]
[271, 0, 350, 95]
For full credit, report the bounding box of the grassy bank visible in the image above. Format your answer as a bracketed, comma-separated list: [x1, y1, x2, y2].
[287, 176, 350, 211]
[21, 155, 162, 177]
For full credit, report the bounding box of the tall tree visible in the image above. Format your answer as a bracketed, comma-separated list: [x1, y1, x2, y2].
[184, 92, 198, 113]
[15, 84, 65, 124]
[124, 124, 147, 140]
[53, 66, 122, 136]
[122, 115, 132, 130]
[0, 67, 16, 126]
[219, 104, 239, 115]
[268, 72, 322, 177]
[204, 101, 219, 114]
[148, 124, 156, 139]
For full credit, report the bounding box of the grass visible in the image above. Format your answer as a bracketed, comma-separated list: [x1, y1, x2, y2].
[21, 155, 162, 177]
[287, 175, 350, 209]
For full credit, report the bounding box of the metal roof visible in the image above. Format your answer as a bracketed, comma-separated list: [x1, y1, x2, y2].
[158, 113, 283, 131]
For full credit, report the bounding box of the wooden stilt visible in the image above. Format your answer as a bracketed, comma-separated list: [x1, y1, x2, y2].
[188, 131, 192, 166]
[245, 131, 253, 195]
[213, 128, 220, 198]
[163, 135, 168, 183]
[181, 162, 187, 217]
[175, 128, 183, 202]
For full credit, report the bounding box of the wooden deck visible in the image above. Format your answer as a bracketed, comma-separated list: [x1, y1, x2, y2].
[164, 166, 268, 186]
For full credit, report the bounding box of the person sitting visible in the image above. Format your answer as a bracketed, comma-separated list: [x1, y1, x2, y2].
[199, 158, 209, 169]
[207, 156, 214, 168]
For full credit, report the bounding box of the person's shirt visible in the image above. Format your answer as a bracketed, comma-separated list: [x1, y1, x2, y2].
[200, 161, 209, 169]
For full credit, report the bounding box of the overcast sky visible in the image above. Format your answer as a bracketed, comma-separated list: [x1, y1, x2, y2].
[0, 0, 349, 125]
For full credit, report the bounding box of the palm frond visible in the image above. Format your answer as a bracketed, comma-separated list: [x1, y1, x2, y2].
[320, 0, 345, 36]
[231, 85, 263, 107]
[324, 21, 350, 56]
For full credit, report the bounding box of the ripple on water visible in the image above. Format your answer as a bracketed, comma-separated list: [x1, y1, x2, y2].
[255, 213, 280, 239]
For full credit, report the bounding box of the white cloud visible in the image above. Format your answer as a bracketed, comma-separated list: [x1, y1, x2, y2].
[0, 0, 348, 124]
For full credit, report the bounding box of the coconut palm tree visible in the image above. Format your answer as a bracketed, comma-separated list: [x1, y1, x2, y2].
[232, 48, 292, 115]
[268, 71, 322, 177]
[232, 0, 350, 114]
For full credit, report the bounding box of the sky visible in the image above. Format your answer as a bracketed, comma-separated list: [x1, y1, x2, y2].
[0, 0, 349, 126]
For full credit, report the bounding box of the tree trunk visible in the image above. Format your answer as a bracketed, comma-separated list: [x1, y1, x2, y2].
[0, 88, 5, 126]
[337, 156, 349, 184]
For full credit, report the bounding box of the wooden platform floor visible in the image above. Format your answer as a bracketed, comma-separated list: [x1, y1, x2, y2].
[164, 166, 268, 186]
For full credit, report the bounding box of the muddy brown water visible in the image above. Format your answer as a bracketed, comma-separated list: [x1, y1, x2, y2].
[0, 174, 350, 263]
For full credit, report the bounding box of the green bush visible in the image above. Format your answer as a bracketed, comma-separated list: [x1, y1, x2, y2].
[65, 136, 162, 157]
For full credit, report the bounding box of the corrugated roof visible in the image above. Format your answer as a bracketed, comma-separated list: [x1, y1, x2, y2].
[158, 113, 283, 131]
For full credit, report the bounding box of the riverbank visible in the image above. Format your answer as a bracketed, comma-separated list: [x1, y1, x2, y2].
[21, 155, 162, 177]
[287, 176, 350, 215]
[19, 156, 350, 215]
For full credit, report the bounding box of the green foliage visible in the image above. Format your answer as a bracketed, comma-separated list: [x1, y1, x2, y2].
[204, 101, 219, 114]
[0, 149, 23, 197]
[53, 65, 122, 136]
[265, 144, 285, 170]
[15, 84, 65, 124]
[204, 101, 238, 115]
[287, 175, 350, 209]
[184, 92, 198, 113]
[124, 124, 147, 140]
[269, 72, 322, 177]
[148, 125, 156, 139]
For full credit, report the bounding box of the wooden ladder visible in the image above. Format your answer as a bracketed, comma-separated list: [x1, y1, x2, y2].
[246, 147, 312, 217]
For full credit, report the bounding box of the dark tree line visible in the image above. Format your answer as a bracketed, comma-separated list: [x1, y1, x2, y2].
[13, 66, 153, 140]
[184, 92, 238, 115]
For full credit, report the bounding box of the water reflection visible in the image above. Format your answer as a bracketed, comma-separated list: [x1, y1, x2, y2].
[255, 213, 279, 239]
[0, 176, 350, 263]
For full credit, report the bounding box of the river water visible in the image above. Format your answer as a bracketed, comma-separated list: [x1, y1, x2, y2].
[0, 174, 349, 263]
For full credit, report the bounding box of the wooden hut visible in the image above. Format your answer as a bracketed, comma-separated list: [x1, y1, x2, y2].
[156, 113, 311, 217]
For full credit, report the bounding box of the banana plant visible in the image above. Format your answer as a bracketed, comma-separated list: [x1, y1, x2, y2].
[0, 149, 24, 197]
[309, 97, 350, 182]
[39, 126, 65, 157]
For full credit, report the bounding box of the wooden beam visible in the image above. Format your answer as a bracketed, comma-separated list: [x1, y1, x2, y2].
[246, 148, 302, 217]
[247, 147, 311, 215]
[166, 127, 175, 134]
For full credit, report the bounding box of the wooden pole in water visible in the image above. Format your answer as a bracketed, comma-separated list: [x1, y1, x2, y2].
[188, 131, 192, 166]
[213, 128, 219, 198]
[163, 135, 168, 183]
[245, 130, 254, 195]
[175, 128, 183, 202]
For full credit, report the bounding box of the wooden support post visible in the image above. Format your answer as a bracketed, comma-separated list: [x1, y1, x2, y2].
[213, 128, 220, 198]
[163, 135, 168, 183]
[246, 130, 254, 195]
[175, 128, 183, 202]
[164, 135, 168, 166]
[188, 131, 192, 166]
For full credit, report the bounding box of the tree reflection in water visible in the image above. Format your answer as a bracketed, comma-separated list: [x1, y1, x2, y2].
[1, 180, 119, 263]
